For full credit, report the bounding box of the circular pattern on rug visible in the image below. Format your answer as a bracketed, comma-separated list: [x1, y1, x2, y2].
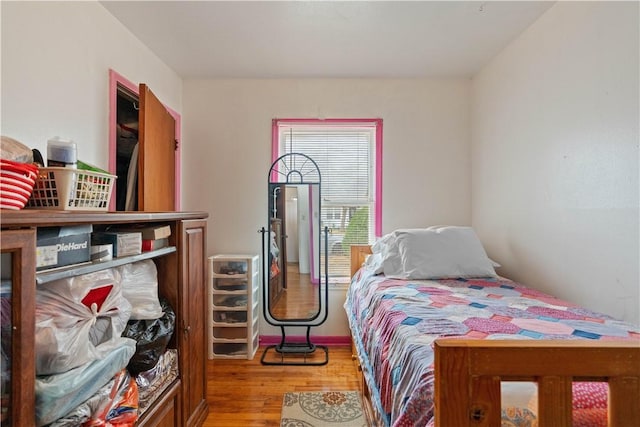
[281, 419, 314, 427]
[299, 391, 362, 422]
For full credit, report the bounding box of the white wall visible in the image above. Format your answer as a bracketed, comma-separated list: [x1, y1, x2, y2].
[182, 78, 471, 335]
[10, 1, 634, 335]
[1, 2, 182, 169]
[471, 2, 639, 325]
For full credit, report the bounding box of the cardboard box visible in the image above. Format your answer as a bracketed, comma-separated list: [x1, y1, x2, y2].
[92, 231, 141, 257]
[114, 224, 171, 240]
[36, 225, 92, 270]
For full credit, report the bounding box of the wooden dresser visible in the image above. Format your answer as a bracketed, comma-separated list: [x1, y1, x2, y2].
[0, 210, 209, 427]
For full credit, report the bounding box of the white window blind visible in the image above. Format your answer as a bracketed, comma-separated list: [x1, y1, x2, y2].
[277, 122, 378, 281]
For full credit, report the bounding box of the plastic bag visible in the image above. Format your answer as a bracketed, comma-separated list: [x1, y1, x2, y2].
[35, 268, 132, 375]
[84, 370, 139, 426]
[35, 339, 136, 427]
[117, 260, 164, 320]
[136, 348, 178, 391]
[1, 136, 33, 163]
[136, 349, 178, 414]
[47, 382, 111, 426]
[122, 299, 175, 375]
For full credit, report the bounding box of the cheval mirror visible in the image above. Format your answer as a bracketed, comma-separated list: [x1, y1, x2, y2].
[260, 153, 329, 365]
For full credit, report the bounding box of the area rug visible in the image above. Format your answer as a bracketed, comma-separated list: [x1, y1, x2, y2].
[280, 391, 366, 427]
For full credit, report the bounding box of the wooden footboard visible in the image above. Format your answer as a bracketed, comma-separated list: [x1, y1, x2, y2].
[434, 339, 640, 426]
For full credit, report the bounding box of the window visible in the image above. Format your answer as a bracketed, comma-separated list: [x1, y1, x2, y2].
[272, 118, 382, 282]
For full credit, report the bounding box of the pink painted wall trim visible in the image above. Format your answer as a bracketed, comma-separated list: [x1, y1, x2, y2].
[270, 119, 279, 182]
[108, 69, 181, 211]
[374, 119, 383, 237]
[259, 335, 351, 347]
[271, 118, 383, 238]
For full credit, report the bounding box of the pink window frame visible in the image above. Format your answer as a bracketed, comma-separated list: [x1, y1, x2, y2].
[271, 118, 383, 239]
[108, 69, 182, 211]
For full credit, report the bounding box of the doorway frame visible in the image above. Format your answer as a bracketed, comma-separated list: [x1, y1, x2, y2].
[108, 69, 182, 211]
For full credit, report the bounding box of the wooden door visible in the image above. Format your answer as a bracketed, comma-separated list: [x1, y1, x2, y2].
[138, 84, 176, 211]
[1, 228, 36, 426]
[275, 184, 287, 288]
[179, 220, 209, 426]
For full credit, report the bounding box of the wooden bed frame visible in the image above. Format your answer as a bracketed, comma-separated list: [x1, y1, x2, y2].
[349, 245, 640, 426]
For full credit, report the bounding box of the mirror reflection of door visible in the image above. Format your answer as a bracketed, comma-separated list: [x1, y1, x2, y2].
[268, 183, 321, 321]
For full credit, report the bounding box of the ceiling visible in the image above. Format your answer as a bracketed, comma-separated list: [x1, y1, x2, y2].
[101, 1, 554, 79]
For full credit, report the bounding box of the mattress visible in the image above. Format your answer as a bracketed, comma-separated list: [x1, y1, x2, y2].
[344, 267, 639, 427]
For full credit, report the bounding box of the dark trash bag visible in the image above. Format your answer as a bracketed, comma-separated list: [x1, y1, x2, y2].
[122, 299, 176, 375]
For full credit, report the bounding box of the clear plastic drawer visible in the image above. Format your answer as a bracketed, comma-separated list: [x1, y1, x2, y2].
[212, 310, 247, 324]
[212, 294, 247, 309]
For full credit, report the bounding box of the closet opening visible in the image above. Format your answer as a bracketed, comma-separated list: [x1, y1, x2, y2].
[108, 69, 182, 212]
[115, 85, 140, 211]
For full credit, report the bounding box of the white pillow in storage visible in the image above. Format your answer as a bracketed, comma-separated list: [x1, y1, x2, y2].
[384, 226, 497, 279]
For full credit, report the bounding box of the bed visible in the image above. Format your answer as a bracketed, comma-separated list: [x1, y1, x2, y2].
[345, 227, 640, 427]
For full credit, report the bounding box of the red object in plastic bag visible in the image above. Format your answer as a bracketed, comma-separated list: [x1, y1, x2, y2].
[81, 285, 114, 312]
[84, 370, 139, 427]
[270, 258, 280, 278]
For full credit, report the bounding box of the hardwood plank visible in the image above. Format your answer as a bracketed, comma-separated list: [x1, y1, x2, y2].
[609, 376, 640, 424]
[470, 375, 501, 426]
[204, 345, 359, 426]
[0, 210, 208, 226]
[435, 344, 470, 426]
[538, 376, 572, 426]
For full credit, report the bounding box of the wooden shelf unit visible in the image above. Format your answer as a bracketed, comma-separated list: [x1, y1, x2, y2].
[0, 210, 209, 427]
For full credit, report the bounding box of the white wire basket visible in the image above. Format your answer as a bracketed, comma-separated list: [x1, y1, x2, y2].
[27, 167, 116, 211]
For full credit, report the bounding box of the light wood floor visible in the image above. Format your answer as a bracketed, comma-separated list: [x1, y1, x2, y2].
[270, 262, 319, 320]
[203, 345, 360, 426]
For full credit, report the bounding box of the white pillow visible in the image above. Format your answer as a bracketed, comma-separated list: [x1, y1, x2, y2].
[363, 252, 384, 274]
[372, 229, 419, 276]
[367, 233, 398, 274]
[372, 229, 427, 276]
[383, 226, 497, 279]
[426, 225, 501, 268]
[371, 231, 397, 255]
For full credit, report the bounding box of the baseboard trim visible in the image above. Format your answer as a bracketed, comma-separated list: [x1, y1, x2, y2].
[259, 335, 351, 346]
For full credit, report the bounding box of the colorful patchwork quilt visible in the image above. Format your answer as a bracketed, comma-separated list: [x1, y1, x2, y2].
[344, 268, 640, 427]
